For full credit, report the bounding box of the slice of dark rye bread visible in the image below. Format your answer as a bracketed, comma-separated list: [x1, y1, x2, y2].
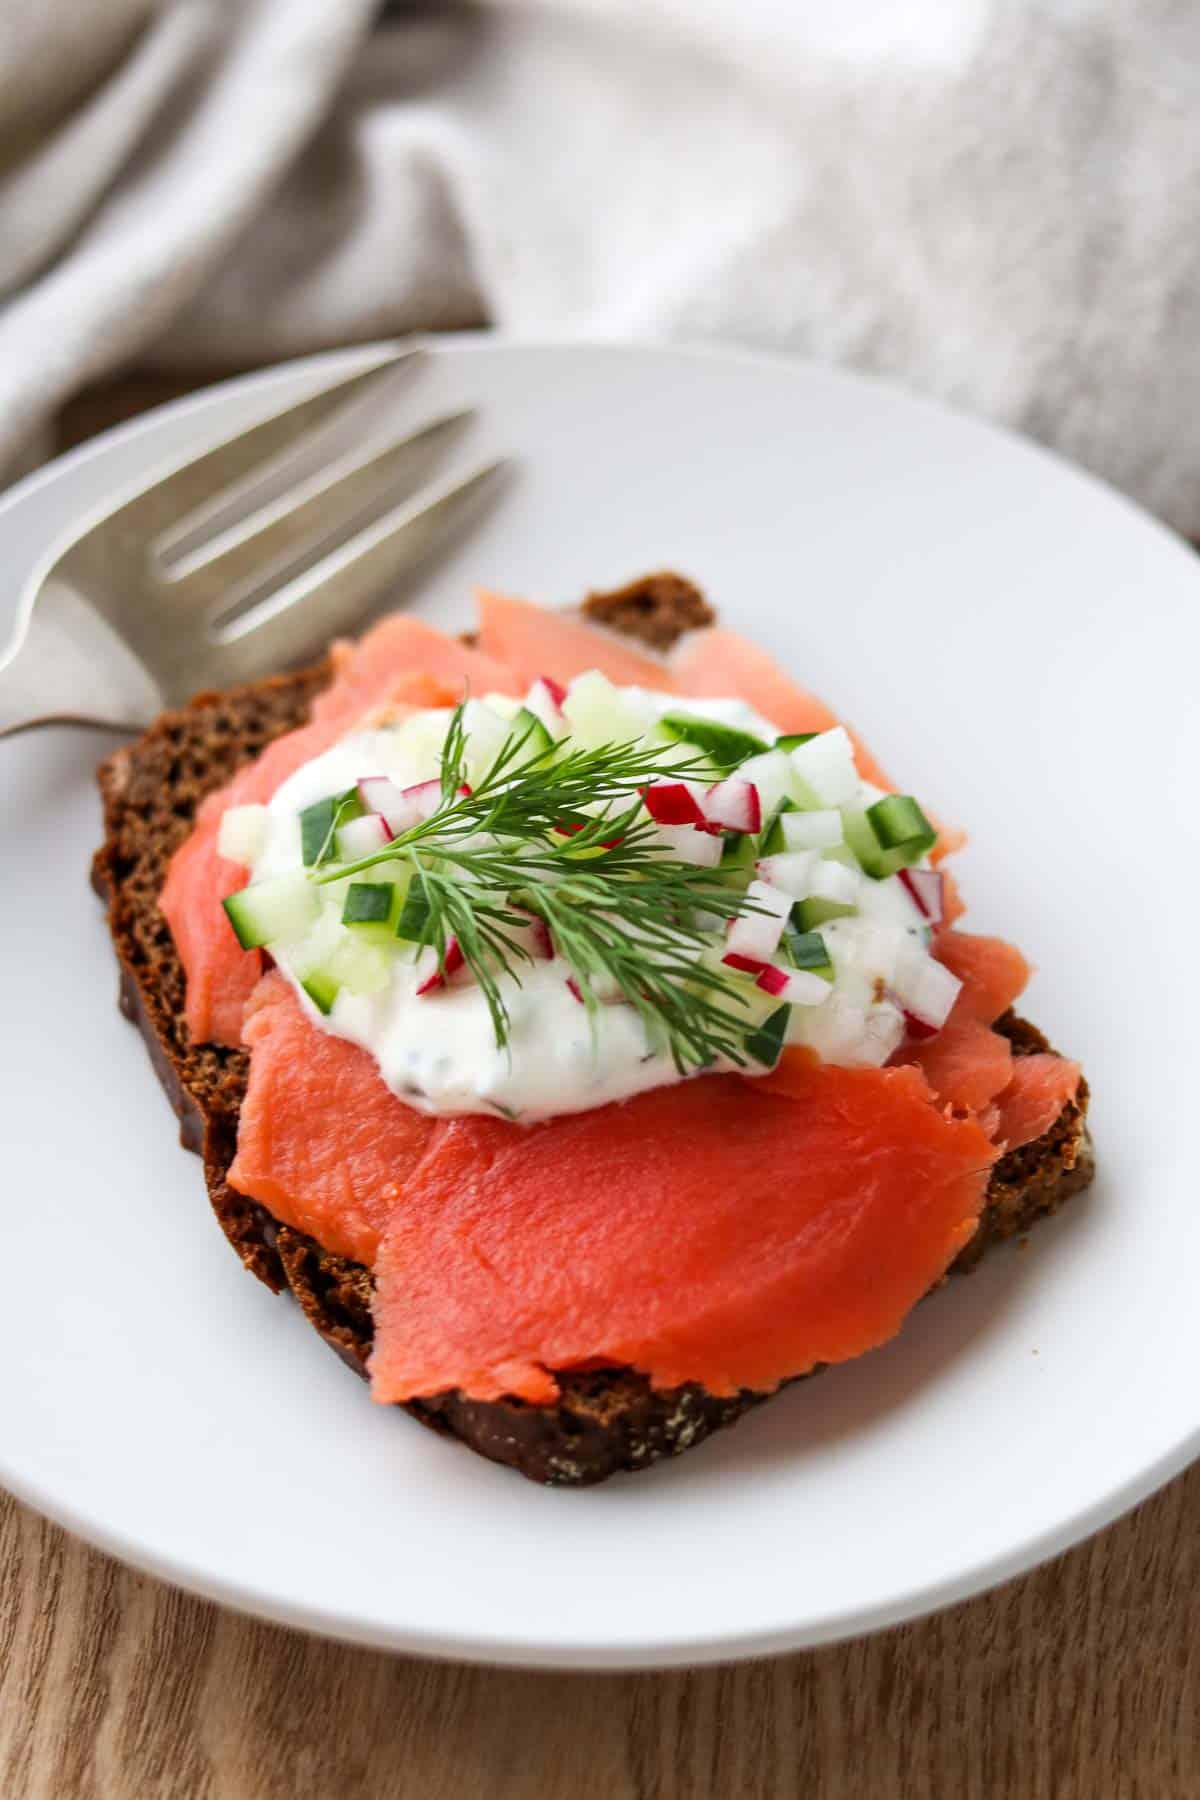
[92, 576, 1095, 1486]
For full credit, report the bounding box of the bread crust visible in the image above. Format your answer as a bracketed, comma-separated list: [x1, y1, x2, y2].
[92, 591, 1094, 1485]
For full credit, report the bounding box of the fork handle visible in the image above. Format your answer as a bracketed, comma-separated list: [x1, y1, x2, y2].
[0, 584, 161, 737]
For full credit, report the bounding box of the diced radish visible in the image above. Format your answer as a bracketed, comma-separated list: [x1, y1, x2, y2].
[780, 969, 833, 1007]
[401, 779, 446, 822]
[789, 727, 860, 806]
[525, 677, 567, 737]
[725, 880, 792, 961]
[642, 780, 708, 827]
[415, 937, 465, 995]
[890, 946, 961, 1032]
[899, 1007, 940, 1041]
[780, 809, 844, 853]
[740, 959, 833, 1006]
[566, 975, 584, 1003]
[358, 775, 409, 821]
[336, 813, 391, 860]
[897, 867, 945, 924]
[754, 850, 817, 899]
[736, 750, 796, 820]
[529, 916, 554, 959]
[723, 950, 771, 978]
[703, 778, 762, 834]
[650, 823, 723, 868]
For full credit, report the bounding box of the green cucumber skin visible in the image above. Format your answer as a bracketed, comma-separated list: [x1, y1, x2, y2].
[300, 788, 363, 867]
[758, 797, 797, 856]
[792, 895, 856, 932]
[774, 732, 817, 751]
[659, 711, 769, 769]
[783, 923, 835, 980]
[222, 892, 265, 950]
[395, 881, 433, 943]
[301, 972, 340, 1015]
[510, 707, 554, 759]
[745, 1003, 791, 1066]
[342, 881, 395, 926]
[866, 793, 936, 854]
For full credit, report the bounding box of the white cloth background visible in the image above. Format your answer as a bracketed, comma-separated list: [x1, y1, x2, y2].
[2, 0, 1199, 536]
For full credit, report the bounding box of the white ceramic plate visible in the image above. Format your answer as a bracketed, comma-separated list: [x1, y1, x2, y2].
[1, 341, 1196, 1669]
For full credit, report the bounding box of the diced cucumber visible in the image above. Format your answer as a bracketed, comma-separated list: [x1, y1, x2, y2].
[738, 749, 799, 828]
[745, 1003, 791, 1067]
[342, 881, 396, 927]
[789, 728, 860, 808]
[394, 879, 432, 943]
[301, 969, 340, 1015]
[300, 788, 362, 867]
[782, 924, 835, 981]
[865, 795, 936, 868]
[658, 712, 769, 770]
[217, 803, 269, 867]
[563, 672, 650, 749]
[461, 699, 513, 781]
[841, 806, 888, 877]
[329, 934, 392, 995]
[716, 832, 757, 884]
[774, 732, 817, 752]
[223, 874, 319, 949]
[792, 896, 856, 930]
[779, 809, 843, 853]
[842, 796, 936, 879]
[758, 796, 796, 855]
[507, 706, 554, 762]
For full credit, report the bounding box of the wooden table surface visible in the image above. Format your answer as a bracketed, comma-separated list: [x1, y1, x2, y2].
[2, 374, 1196, 1799]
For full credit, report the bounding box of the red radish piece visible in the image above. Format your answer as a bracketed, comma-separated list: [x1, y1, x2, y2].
[725, 880, 792, 961]
[903, 1011, 940, 1041]
[755, 964, 791, 997]
[898, 867, 944, 924]
[651, 823, 723, 868]
[702, 779, 762, 834]
[723, 951, 771, 978]
[538, 674, 568, 708]
[415, 938, 465, 995]
[754, 850, 817, 899]
[337, 813, 391, 859]
[401, 779, 447, 821]
[642, 780, 707, 826]
[526, 914, 554, 959]
[358, 775, 408, 817]
[566, 975, 584, 1003]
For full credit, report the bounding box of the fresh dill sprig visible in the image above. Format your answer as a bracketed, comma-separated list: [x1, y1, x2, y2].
[315, 705, 765, 1068]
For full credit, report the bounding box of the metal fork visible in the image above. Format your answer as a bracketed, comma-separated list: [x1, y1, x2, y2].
[0, 348, 508, 736]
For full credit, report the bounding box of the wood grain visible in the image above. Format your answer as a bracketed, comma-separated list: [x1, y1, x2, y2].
[2, 373, 1194, 1798]
[2, 1462, 1198, 1799]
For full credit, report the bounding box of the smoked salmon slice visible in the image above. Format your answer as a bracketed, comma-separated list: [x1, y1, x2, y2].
[228, 974, 445, 1266]
[161, 619, 516, 1047]
[475, 588, 679, 692]
[369, 1063, 998, 1406]
[670, 626, 894, 791]
[898, 928, 1030, 1118]
[990, 1054, 1081, 1153]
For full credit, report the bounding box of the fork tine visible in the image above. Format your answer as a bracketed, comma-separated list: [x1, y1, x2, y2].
[204, 460, 511, 686]
[102, 350, 422, 546]
[165, 410, 476, 619]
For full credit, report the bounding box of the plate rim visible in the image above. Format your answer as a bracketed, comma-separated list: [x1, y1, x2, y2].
[2, 334, 1196, 1669]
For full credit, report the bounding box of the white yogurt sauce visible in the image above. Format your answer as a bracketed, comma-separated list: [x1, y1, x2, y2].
[252, 690, 790, 1122]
